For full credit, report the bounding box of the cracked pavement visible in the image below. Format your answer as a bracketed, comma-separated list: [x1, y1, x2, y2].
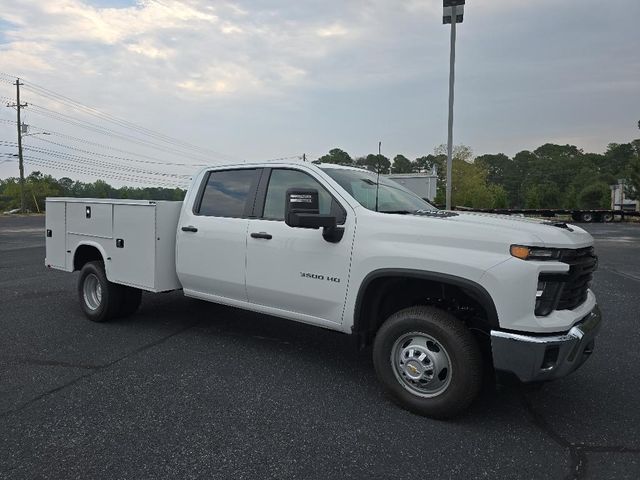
[0, 215, 639, 479]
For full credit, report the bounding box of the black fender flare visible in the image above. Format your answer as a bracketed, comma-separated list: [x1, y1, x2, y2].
[352, 268, 500, 332]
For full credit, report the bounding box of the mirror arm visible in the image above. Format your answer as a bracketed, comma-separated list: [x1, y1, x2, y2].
[322, 225, 344, 243]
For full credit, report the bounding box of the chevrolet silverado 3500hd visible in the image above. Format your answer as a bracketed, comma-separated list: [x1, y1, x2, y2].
[45, 162, 602, 418]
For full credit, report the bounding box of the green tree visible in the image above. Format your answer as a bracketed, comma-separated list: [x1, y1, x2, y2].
[475, 153, 511, 185]
[356, 154, 390, 174]
[413, 154, 443, 174]
[625, 155, 640, 200]
[602, 143, 635, 177]
[448, 158, 507, 208]
[524, 185, 541, 209]
[316, 148, 353, 166]
[578, 182, 609, 209]
[475, 153, 520, 206]
[391, 154, 413, 173]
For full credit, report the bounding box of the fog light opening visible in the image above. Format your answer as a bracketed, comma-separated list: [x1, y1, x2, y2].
[541, 346, 559, 371]
[583, 341, 595, 356]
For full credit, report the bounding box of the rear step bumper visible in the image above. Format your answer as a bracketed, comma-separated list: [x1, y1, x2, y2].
[490, 305, 602, 382]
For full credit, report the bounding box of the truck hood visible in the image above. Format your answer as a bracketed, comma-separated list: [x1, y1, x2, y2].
[444, 211, 593, 249]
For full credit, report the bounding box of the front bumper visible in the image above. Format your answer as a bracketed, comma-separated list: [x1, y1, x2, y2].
[490, 305, 602, 382]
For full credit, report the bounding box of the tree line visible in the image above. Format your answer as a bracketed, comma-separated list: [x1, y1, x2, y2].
[315, 138, 640, 209]
[1, 135, 638, 212]
[0, 172, 185, 213]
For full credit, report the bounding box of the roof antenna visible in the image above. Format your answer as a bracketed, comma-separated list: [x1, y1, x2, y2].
[375, 141, 381, 212]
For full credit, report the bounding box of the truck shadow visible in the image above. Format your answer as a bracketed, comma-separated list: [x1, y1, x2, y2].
[135, 292, 537, 424]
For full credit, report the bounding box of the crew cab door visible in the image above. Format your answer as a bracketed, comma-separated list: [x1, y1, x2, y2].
[245, 168, 355, 325]
[176, 168, 261, 302]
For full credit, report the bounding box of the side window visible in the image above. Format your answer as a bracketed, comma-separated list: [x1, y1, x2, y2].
[197, 169, 258, 217]
[263, 169, 338, 221]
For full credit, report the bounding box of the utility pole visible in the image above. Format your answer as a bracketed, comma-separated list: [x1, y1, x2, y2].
[445, 9, 456, 210]
[442, 1, 465, 210]
[7, 78, 28, 213]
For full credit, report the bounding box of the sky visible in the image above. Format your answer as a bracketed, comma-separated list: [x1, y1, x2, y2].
[0, 0, 639, 186]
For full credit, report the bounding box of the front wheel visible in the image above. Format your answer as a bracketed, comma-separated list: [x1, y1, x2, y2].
[373, 306, 482, 418]
[78, 261, 123, 322]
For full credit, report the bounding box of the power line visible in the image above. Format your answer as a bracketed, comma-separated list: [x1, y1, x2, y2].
[23, 156, 189, 188]
[0, 139, 193, 179]
[1, 113, 302, 166]
[20, 146, 192, 179]
[18, 77, 242, 161]
[26, 103, 219, 163]
[22, 137, 204, 169]
[0, 118, 208, 167]
[0, 71, 241, 162]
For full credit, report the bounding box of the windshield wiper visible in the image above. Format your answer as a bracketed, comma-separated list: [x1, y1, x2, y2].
[379, 210, 413, 214]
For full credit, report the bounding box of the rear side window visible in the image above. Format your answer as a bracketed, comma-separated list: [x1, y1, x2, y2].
[197, 169, 258, 217]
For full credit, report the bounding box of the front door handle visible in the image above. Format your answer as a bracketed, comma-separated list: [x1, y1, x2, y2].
[181, 226, 198, 232]
[250, 232, 272, 240]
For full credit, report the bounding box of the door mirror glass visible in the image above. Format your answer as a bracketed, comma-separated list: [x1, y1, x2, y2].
[285, 188, 337, 229]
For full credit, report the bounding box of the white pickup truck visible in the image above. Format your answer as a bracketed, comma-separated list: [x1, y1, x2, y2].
[45, 162, 601, 418]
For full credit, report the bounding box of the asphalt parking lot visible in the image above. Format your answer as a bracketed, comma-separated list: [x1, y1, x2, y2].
[1, 215, 639, 480]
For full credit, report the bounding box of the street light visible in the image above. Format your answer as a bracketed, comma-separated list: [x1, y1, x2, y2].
[443, 0, 465, 210]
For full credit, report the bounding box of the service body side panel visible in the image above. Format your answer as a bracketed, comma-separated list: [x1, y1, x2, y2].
[45, 200, 67, 269]
[110, 204, 156, 289]
[67, 202, 113, 238]
[45, 197, 182, 293]
[154, 202, 183, 292]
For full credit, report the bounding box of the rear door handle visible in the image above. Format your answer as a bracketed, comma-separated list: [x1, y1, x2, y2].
[250, 232, 272, 240]
[181, 226, 198, 232]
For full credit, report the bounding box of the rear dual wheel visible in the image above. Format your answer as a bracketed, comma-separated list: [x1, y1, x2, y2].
[373, 306, 482, 418]
[78, 261, 141, 322]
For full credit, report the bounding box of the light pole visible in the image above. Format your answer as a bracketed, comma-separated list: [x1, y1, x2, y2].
[443, 0, 465, 210]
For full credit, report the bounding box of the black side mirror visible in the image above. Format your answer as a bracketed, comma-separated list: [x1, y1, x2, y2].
[285, 188, 336, 229]
[285, 188, 345, 243]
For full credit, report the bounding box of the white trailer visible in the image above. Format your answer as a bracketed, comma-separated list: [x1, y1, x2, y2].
[387, 173, 438, 201]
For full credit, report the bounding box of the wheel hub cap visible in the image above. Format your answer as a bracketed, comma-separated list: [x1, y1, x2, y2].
[391, 332, 452, 398]
[83, 273, 102, 311]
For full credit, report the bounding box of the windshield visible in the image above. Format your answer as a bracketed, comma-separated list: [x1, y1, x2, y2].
[321, 167, 438, 213]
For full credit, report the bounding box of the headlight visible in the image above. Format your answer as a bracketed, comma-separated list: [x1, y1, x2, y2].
[510, 245, 561, 261]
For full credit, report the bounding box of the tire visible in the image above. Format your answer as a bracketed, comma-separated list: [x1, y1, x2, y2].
[581, 212, 594, 223]
[373, 306, 482, 419]
[602, 213, 614, 223]
[77, 261, 123, 322]
[118, 287, 142, 318]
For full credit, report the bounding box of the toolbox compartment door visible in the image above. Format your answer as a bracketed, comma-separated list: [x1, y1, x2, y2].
[109, 204, 156, 289]
[67, 202, 113, 238]
[45, 201, 67, 269]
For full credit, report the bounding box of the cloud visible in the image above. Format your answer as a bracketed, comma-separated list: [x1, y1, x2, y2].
[0, 0, 637, 184]
[316, 23, 348, 38]
[0, 0, 443, 99]
[126, 39, 173, 59]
